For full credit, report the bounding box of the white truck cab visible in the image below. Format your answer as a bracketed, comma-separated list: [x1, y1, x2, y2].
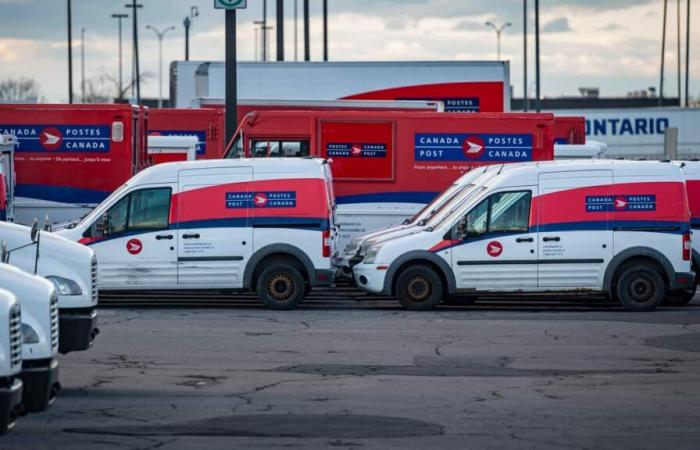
[57, 158, 337, 309]
[353, 160, 694, 311]
[0, 288, 22, 434]
[2, 221, 98, 353]
[0, 263, 60, 413]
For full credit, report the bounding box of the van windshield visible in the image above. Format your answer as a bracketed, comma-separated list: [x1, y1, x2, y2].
[75, 183, 129, 228]
[425, 185, 488, 230]
[415, 184, 474, 226]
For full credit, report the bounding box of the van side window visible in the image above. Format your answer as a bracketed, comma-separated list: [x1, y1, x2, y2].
[251, 140, 310, 158]
[86, 187, 171, 238]
[461, 190, 531, 238]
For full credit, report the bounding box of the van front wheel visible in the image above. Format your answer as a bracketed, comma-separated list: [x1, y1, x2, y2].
[395, 265, 444, 311]
[256, 264, 305, 310]
[615, 265, 665, 312]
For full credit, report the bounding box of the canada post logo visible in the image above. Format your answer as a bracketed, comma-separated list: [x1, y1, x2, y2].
[0, 124, 111, 152]
[326, 143, 387, 158]
[414, 133, 533, 162]
[149, 130, 206, 155]
[586, 195, 656, 212]
[225, 191, 297, 209]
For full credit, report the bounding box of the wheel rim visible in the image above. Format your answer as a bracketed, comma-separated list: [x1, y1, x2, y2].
[626, 272, 656, 303]
[405, 275, 431, 303]
[267, 273, 295, 302]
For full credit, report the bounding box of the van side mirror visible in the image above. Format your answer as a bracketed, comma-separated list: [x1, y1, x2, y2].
[455, 217, 468, 240]
[43, 215, 51, 232]
[30, 219, 39, 242]
[95, 212, 110, 234]
[1, 241, 8, 264]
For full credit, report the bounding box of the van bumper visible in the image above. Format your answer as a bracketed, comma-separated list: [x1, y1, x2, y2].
[59, 308, 99, 354]
[670, 271, 696, 290]
[19, 358, 60, 413]
[311, 269, 335, 287]
[0, 377, 22, 434]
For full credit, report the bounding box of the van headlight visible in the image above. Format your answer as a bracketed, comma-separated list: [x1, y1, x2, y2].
[364, 246, 381, 264]
[21, 323, 39, 344]
[46, 276, 83, 295]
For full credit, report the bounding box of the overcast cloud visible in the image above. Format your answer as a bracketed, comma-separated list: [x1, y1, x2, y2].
[0, 0, 696, 102]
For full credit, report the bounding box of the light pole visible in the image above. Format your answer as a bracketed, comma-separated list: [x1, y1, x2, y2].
[253, 20, 264, 61]
[80, 27, 85, 102]
[523, 0, 528, 112]
[294, 0, 298, 61]
[485, 21, 512, 61]
[125, 1, 143, 105]
[146, 25, 176, 108]
[111, 13, 128, 101]
[67, 0, 73, 103]
[184, 6, 199, 61]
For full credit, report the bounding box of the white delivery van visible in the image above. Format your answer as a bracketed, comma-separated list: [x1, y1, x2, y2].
[0, 263, 59, 412]
[0, 288, 22, 434]
[352, 160, 694, 311]
[2, 221, 98, 353]
[56, 158, 337, 309]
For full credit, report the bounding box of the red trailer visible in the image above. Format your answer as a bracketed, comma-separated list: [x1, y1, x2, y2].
[554, 116, 586, 145]
[0, 104, 147, 224]
[225, 110, 555, 247]
[148, 107, 224, 160]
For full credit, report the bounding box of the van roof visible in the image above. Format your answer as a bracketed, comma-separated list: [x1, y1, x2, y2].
[128, 157, 329, 185]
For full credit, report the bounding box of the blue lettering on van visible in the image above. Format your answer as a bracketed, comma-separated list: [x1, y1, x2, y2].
[326, 143, 386, 158]
[585, 118, 670, 136]
[586, 195, 656, 212]
[149, 130, 206, 155]
[414, 133, 533, 162]
[0, 124, 111, 153]
[226, 191, 297, 209]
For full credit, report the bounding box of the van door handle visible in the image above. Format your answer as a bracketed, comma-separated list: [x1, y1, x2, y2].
[155, 234, 174, 240]
[182, 233, 200, 239]
[516, 237, 534, 243]
[543, 236, 560, 242]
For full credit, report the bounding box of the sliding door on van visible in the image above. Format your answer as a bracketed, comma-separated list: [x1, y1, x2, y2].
[450, 188, 538, 289]
[175, 166, 253, 287]
[81, 185, 176, 288]
[536, 171, 613, 288]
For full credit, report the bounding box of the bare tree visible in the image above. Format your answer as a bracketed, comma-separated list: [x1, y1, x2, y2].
[0, 77, 40, 101]
[102, 71, 155, 102]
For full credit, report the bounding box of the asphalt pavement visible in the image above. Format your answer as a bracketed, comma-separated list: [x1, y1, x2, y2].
[4, 297, 700, 449]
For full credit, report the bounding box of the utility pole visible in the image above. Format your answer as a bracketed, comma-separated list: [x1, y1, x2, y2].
[685, 0, 691, 107]
[294, 0, 298, 61]
[225, 9, 238, 145]
[660, 0, 668, 106]
[80, 28, 85, 102]
[125, 1, 143, 104]
[67, 0, 73, 103]
[304, 0, 310, 61]
[523, 0, 528, 112]
[323, 0, 328, 61]
[276, 0, 284, 61]
[146, 25, 175, 108]
[262, 0, 267, 61]
[534, 0, 541, 112]
[677, 0, 682, 105]
[184, 6, 199, 61]
[111, 13, 128, 101]
[485, 21, 511, 61]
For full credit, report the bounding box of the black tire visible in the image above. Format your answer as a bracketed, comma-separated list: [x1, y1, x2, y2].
[663, 285, 697, 306]
[615, 264, 665, 312]
[395, 265, 444, 310]
[256, 264, 305, 310]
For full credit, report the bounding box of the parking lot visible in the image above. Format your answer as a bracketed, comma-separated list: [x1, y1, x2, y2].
[3, 294, 700, 449]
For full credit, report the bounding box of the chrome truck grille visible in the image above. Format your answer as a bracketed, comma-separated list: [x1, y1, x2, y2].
[50, 291, 59, 351]
[91, 256, 98, 303]
[9, 303, 21, 367]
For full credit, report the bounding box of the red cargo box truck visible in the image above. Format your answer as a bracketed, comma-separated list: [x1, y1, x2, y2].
[225, 110, 555, 248]
[0, 104, 147, 224]
[554, 116, 586, 145]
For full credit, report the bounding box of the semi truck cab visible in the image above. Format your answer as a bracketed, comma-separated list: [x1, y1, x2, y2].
[2, 221, 98, 353]
[0, 263, 60, 412]
[0, 288, 22, 434]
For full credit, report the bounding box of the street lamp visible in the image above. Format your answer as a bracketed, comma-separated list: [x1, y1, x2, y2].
[485, 21, 512, 61]
[111, 13, 128, 101]
[146, 25, 176, 108]
[184, 5, 199, 61]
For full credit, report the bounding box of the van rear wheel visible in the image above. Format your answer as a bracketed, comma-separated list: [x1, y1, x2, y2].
[395, 265, 444, 311]
[256, 264, 305, 310]
[615, 264, 665, 312]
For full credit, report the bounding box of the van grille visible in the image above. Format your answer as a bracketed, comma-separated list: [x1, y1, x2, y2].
[50, 291, 59, 352]
[91, 256, 98, 304]
[9, 303, 21, 367]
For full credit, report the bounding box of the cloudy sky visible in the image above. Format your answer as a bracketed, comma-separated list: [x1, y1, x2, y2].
[0, 0, 697, 102]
